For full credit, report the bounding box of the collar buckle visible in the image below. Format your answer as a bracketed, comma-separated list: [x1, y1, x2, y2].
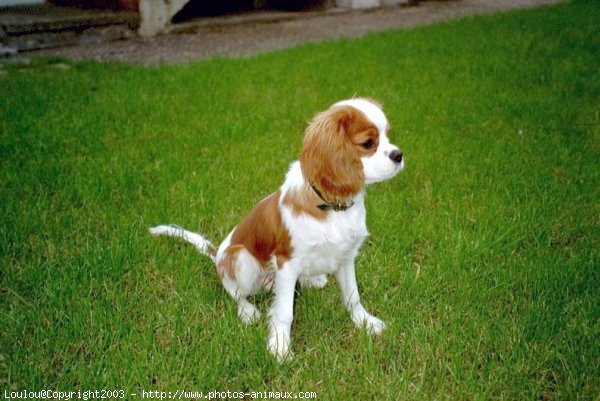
[311, 184, 354, 212]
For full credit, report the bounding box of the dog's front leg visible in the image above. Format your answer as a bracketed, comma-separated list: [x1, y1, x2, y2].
[336, 259, 386, 335]
[268, 262, 299, 361]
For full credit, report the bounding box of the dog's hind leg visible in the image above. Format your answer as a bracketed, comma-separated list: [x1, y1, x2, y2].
[217, 246, 264, 324]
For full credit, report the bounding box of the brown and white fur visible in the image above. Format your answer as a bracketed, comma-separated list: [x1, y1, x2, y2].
[150, 98, 404, 360]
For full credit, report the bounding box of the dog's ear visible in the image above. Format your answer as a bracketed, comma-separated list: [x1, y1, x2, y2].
[299, 105, 365, 204]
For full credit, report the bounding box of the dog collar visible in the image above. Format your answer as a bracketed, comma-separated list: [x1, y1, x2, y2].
[309, 183, 355, 212]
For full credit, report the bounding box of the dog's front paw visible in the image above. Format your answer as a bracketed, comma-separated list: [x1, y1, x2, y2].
[299, 274, 328, 289]
[364, 315, 387, 335]
[238, 302, 262, 325]
[351, 306, 387, 335]
[268, 333, 293, 362]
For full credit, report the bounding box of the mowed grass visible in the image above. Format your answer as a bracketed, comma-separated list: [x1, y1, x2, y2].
[1, 1, 598, 399]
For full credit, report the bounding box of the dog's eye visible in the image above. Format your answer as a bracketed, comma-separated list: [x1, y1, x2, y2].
[361, 139, 374, 150]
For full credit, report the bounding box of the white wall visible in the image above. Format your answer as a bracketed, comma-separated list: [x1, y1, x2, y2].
[336, 0, 380, 9]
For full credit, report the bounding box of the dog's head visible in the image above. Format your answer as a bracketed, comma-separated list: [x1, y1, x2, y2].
[299, 98, 403, 205]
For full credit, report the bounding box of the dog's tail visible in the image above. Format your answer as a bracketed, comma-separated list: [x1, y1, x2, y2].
[149, 225, 217, 263]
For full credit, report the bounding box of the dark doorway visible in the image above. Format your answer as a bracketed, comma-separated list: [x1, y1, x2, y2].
[172, 0, 331, 24]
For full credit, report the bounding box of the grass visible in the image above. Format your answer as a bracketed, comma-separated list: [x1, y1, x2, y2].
[1, 0, 598, 399]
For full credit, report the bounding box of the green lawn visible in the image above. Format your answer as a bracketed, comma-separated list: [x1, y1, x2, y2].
[1, 1, 598, 399]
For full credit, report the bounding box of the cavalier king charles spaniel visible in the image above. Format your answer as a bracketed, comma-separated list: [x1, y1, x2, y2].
[150, 98, 403, 360]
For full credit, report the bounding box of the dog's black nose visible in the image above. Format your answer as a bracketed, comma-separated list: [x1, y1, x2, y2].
[389, 149, 403, 164]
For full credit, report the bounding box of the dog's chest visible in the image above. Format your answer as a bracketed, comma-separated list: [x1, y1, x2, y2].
[286, 207, 368, 275]
[301, 237, 364, 275]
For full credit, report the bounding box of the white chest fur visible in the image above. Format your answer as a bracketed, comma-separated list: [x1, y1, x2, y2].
[279, 162, 369, 276]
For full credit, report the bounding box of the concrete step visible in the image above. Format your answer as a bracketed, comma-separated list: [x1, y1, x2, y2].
[0, 4, 139, 53]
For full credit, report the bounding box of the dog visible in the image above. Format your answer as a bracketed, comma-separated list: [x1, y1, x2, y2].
[150, 98, 403, 360]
